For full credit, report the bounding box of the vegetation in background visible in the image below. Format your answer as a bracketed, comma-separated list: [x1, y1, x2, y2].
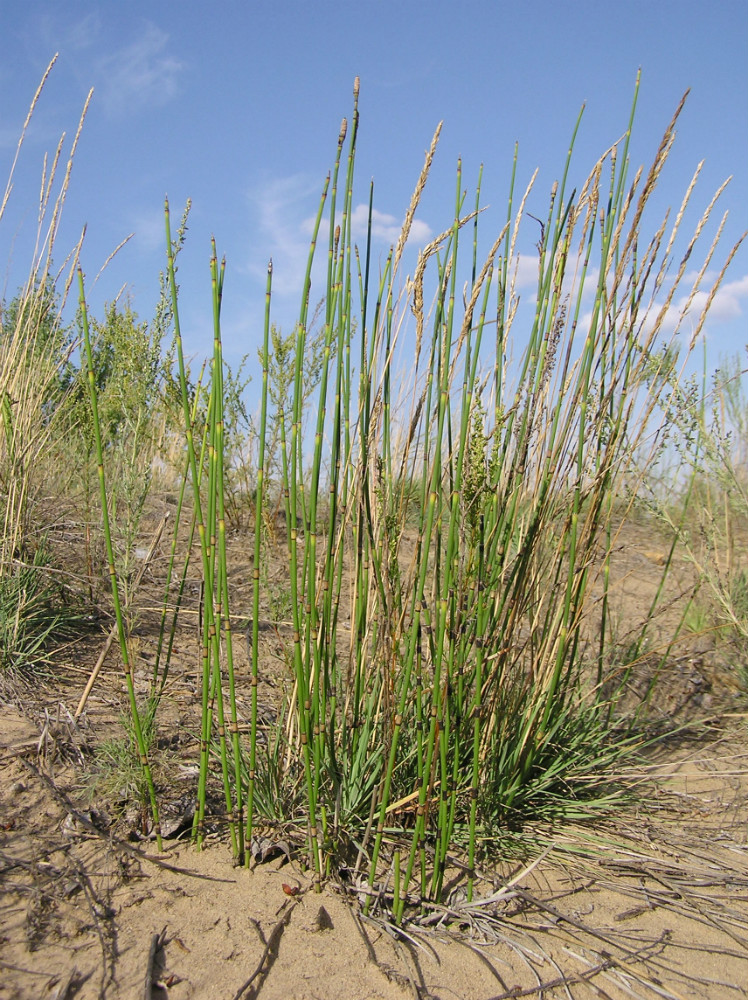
[647, 348, 748, 688]
[0, 57, 89, 681]
[60, 299, 179, 602]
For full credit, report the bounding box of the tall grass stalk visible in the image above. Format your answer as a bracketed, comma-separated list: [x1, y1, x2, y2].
[152, 360, 207, 698]
[1, 57, 88, 579]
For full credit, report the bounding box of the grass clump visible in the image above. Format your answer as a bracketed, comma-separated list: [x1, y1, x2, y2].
[0, 540, 82, 677]
[91, 695, 159, 813]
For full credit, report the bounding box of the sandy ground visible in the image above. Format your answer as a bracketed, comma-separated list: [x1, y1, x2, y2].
[1, 518, 747, 999]
[1, 704, 746, 1000]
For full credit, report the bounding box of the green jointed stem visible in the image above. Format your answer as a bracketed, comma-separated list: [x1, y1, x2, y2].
[211, 246, 244, 858]
[285, 180, 329, 878]
[164, 199, 220, 848]
[246, 260, 273, 857]
[77, 268, 162, 851]
[154, 368, 206, 699]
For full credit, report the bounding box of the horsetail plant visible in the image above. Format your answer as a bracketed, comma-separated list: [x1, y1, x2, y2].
[164, 204, 246, 854]
[209, 244, 245, 860]
[245, 259, 273, 858]
[140, 76, 740, 923]
[77, 268, 162, 850]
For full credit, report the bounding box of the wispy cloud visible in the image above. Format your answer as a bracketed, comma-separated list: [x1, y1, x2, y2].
[35, 11, 102, 56]
[247, 174, 325, 297]
[128, 208, 167, 255]
[0, 125, 24, 152]
[25, 15, 181, 117]
[95, 23, 183, 115]
[57, 11, 101, 52]
[248, 179, 434, 301]
[348, 204, 431, 245]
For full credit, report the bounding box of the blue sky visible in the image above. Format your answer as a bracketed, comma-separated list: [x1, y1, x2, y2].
[1, 1, 746, 374]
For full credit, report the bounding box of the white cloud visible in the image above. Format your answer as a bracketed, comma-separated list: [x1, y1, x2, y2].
[59, 12, 101, 51]
[511, 249, 748, 344]
[129, 208, 167, 255]
[510, 250, 604, 300]
[348, 203, 431, 246]
[502, 252, 601, 317]
[573, 269, 748, 346]
[34, 11, 101, 56]
[95, 23, 182, 114]
[302, 203, 432, 247]
[509, 252, 542, 292]
[697, 272, 748, 322]
[248, 174, 325, 297]
[248, 180, 434, 300]
[640, 271, 748, 338]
